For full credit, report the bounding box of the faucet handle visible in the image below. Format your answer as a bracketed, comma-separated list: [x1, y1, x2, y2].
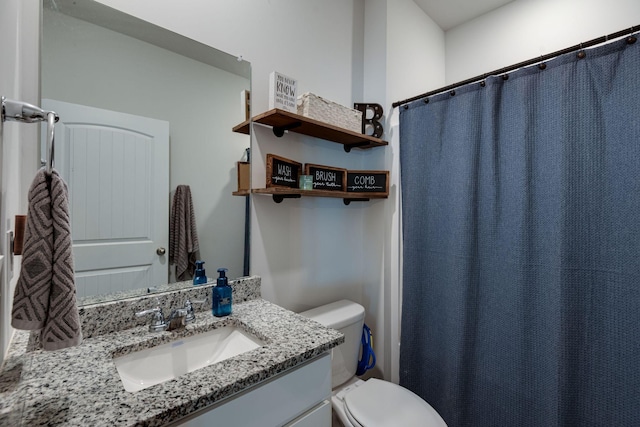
[133, 297, 162, 316]
[135, 307, 160, 317]
[185, 299, 206, 306]
[135, 307, 167, 332]
[184, 299, 206, 323]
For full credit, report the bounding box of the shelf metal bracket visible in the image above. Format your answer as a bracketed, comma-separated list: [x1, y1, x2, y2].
[273, 122, 302, 137]
[343, 141, 370, 153]
[343, 198, 370, 205]
[272, 194, 302, 203]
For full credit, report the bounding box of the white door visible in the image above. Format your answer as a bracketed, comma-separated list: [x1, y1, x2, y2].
[42, 99, 169, 298]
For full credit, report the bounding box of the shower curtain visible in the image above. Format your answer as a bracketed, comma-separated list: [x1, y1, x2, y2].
[399, 34, 640, 426]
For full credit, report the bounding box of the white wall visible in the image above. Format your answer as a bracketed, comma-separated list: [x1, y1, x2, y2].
[94, 0, 380, 341]
[446, 0, 640, 84]
[41, 9, 249, 282]
[87, 0, 639, 386]
[381, 0, 446, 384]
[80, 0, 444, 384]
[93, 0, 424, 382]
[95, 0, 359, 114]
[357, 0, 445, 383]
[244, 0, 367, 314]
[0, 0, 40, 363]
[11, 0, 632, 385]
[387, 0, 446, 104]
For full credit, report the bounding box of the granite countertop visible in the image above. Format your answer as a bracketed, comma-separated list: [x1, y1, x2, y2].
[0, 280, 343, 426]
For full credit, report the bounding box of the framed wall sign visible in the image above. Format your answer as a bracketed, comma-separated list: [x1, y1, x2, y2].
[304, 163, 346, 191]
[236, 161, 250, 192]
[346, 170, 389, 195]
[266, 154, 302, 188]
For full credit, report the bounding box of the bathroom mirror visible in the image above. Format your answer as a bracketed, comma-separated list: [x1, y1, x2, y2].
[41, 0, 251, 305]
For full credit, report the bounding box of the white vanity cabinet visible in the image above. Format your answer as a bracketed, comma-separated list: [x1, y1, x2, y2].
[173, 353, 332, 427]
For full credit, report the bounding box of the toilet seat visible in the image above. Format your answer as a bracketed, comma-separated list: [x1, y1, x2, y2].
[342, 378, 447, 427]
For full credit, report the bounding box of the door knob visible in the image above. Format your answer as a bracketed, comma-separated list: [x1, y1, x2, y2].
[156, 247, 166, 256]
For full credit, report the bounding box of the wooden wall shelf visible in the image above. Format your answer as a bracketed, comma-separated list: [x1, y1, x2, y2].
[233, 109, 388, 152]
[232, 119, 250, 135]
[253, 187, 387, 205]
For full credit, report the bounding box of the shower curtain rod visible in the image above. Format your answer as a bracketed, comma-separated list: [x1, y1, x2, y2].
[392, 24, 640, 109]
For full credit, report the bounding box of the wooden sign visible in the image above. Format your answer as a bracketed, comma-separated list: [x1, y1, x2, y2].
[269, 71, 297, 113]
[266, 154, 302, 188]
[304, 163, 346, 192]
[236, 161, 250, 192]
[346, 170, 389, 195]
[241, 90, 251, 121]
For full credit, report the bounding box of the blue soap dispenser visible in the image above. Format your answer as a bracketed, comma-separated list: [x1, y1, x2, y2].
[212, 268, 232, 317]
[193, 261, 207, 286]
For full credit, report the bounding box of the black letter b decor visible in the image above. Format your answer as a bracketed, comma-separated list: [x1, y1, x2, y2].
[354, 103, 384, 138]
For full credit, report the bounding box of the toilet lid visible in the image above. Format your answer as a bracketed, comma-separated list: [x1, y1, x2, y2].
[343, 379, 447, 427]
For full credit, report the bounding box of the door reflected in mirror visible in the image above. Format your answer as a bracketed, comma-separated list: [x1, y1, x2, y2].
[41, 0, 251, 305]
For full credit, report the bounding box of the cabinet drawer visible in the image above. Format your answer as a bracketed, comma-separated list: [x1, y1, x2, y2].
[285, 400, 331, 427]
[175, 353, 331, 427]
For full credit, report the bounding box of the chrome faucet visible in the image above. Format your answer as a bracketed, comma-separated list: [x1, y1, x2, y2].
[135, 300, 194, 332]
[165, 308, 189, 331]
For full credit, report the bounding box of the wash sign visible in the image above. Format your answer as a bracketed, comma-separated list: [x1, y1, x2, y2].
[266, 153, 301, 189]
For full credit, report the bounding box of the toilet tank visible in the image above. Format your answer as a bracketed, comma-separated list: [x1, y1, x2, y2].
[299, 300, 365, 388]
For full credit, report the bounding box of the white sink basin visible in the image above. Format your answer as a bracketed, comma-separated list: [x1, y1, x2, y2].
[114, 326, 264, 392]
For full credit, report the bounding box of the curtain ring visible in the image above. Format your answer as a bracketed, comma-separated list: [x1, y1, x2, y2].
[577, 43, 586, 59]
[627, 30, 637, 44]
[403, 104, 409, 110]
[480, 81, 486, 87]
[538, 56, 547, 70]
[424, 98, 429, 104]
[450, 90, 456, 96]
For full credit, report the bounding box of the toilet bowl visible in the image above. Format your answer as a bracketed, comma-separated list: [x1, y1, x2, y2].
[300, 300, 447, 427]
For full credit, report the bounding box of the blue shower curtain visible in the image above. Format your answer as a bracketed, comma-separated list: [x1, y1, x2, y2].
[399, 34, 640, 426]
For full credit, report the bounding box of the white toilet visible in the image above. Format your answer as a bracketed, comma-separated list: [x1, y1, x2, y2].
[300, 300, 447, 427]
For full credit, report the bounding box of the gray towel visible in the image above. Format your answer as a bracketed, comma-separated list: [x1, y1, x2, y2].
[169, 185, 200, 281]
[11, 168, 82, 351]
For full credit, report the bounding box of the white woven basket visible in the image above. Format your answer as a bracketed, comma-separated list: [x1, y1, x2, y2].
[296, 92, 362, 133]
